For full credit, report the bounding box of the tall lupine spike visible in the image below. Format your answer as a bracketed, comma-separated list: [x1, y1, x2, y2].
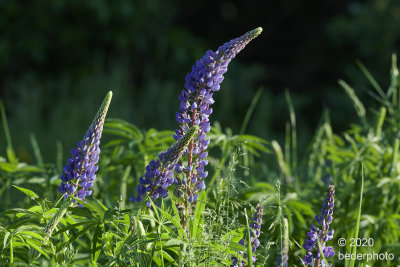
[30, 92, 113, 259]
[174, 27, 262, 204]
[231, 203, 264, 267]
[302, 185, 335, 267]
[130, 126, 199, 207]
[58, 91, 113, 202]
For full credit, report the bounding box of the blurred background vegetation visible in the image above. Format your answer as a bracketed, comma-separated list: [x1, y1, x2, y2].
[2, 1, 400, 265]
[1, 0, 400, 164]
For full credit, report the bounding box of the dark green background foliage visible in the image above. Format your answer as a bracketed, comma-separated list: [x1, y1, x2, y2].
[2, 0, 400, 162]
[1, 0, 400, 266]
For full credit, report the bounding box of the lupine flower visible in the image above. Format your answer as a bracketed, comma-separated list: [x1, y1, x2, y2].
[231, 204, 264, 267]
[174, 27, 263, 203]
[58, 91, 112, 202]
[130, 126, 199, 207]
[302, 185, 335, 267]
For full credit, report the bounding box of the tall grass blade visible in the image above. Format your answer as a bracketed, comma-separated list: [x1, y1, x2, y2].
[356, 60, 386, 100]
[375, 107, 386, 137]
[272, 140, 290, 184]
[56, 141, 63, 173]
[389, 54, 399, 108]
[240, 87, 263, 135]
[285, 122, 291, 171]
[285, 90, 297, 172]
[29, 134, 44, 168]
[349, 163, 364, 267]
[392, 139, 399, 175]
[120, 166, 131, 209]
[0, 100, 16, 163]
[338, 79, 367, 126]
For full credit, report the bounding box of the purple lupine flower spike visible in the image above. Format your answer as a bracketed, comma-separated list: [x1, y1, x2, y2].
[58, 91, 112, 202]
[130, 126, 199, 206]
[302, 185, 335, 267]
[175, 27, 263, 203]
[231, 203, 264, 267]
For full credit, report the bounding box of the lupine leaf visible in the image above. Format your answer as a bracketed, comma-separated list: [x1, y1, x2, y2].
[53, 221, 92, 236]
[67, 222, 97, 244]
[0, 209, 41, 217]
[25, 239, 49, 259]
[86, 198, 107, 220]
[12, 185, 39, 200]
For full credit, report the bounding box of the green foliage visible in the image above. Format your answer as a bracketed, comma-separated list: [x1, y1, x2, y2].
[1, 55, 400, 266]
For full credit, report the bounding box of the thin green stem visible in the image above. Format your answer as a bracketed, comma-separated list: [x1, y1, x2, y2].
[244, 209, 253, 267]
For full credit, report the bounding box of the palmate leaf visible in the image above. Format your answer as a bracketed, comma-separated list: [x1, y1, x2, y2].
[155, 204, 186, 240]
[221, 227, 245, 244]
[104, 118, 175, 155]
[209, 123, 269, 156]
[104, 118, 143, 142]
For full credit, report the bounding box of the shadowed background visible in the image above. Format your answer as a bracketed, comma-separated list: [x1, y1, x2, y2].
[1, 0, 399, 162]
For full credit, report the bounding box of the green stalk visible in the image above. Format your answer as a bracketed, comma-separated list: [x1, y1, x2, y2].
[349, 164, 364, 267]
[316, 239, 329, 267]
[10, 234, 13, 266]
[390, 54, 398, 109]
[280, 218, 289, 267]
[29, 133, 44, 167]
[120, 166, 131, 209]
[393, 139, 400, 175]
[244, 209, 253, 267]
[375, 107, 386, 137]
[272, 140, 290, 184]
[285, 90, 297, 172]
[44, 201, 71, 236]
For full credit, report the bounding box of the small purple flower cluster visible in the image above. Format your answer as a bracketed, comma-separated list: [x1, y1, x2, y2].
[231, 204, 264, 267]
[174, 27, 263, 203]
[302, 185, 335, 267]
[276, 248, 288, 267]
[58, 91, 112, 202]
[130, 126, 198, 207]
